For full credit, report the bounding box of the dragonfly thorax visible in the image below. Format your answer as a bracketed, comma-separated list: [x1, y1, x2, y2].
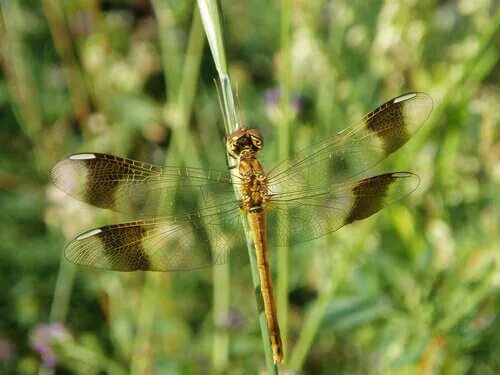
[236, 151, 269, 213]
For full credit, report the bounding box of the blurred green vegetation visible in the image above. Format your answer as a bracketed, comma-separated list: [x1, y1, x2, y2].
[0, 0, 498, 374]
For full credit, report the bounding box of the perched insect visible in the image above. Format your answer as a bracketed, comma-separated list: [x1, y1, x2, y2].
[51, 92, 433, 363]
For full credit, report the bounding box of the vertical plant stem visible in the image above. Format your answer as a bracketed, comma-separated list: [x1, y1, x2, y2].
[130, 272, 157, 375]
[152, 0, 183, 103]
[212, 258, 229, 372]
[196, 2, 232, 372]
[277, 0, 292, 360]
[197, 0, 277, 372]
[41, 0, 91, 121]
[49, 259, 76, 323]
[0, 0, 43, 138]
[170, 8, 205, 165]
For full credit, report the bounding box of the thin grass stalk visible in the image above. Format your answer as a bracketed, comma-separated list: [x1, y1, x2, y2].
[41, 0, 91, 121]
[130, 5, 206, 374]
[49, 259, 76, 323]
[152, 0, 185, 102]
[195, 2, 232, 371]
[130, 272, 157, 375]
[277, 0, 292, 361]
[100, 275, 133, 363]
[173, 7, 233, 372]
[197, 0, 236, 132]
[212, 254, 229, 372]
[42, 0, 90, 340]
[168, 7, 205, 166]
[0, 0, 43, 138]
[197, 0, 278, 372]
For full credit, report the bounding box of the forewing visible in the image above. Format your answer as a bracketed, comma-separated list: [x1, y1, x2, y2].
[51, 153, 237, 217]
[65, 205, 245, 271]
[267, 172, 420, 246]
[267, 93, 433, 192]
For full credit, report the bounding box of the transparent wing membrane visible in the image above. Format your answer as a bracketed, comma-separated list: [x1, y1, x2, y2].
[268, 172, 420, 246]
[267, 93, 433, 192]
[65, 206, 245, 271]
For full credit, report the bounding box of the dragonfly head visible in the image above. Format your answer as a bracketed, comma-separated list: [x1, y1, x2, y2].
[226, 128, 264, 158]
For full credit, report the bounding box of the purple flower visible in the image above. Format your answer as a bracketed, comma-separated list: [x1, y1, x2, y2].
[0, 338, 15, 363]
[264, 87, 281, 108]
[30, 323, 70, 368]
[264, 86, 305, 116]
[72, 11, 93, 36]
[225, 309, 245, 330]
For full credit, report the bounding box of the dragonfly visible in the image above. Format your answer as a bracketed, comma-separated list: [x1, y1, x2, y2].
[51, 92, 433, 364]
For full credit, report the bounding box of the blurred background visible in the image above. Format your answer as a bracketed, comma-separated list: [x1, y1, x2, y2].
[0, 0, 498, 374]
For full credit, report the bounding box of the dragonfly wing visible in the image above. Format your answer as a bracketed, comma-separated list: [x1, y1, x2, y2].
[267, 93, 433, 191]
[51, 153, 237, 217]
[267, 172, 420, 246]
[65, 205, 245, 271]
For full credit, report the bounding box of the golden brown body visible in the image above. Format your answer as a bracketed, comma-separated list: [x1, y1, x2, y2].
[227, 128, 283, 363]
[247, 211, 283, 363]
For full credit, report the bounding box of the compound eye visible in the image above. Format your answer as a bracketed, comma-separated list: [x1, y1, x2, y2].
[247, 129, 263, 149]
[247, 128, 262, 139]
[253, 138, 263, 148]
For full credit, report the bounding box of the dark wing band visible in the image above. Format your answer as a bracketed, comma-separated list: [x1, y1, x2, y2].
[51, 153, 237, 217]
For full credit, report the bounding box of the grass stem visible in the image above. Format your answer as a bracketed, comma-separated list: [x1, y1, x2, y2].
[197, 0, 277, 372]
[41, 0, 91, 121]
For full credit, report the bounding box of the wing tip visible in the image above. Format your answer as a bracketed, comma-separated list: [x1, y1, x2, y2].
[397, 91, 434, 114]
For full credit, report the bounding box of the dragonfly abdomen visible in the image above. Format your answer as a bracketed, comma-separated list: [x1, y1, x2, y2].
[247, 211, 283, 364]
